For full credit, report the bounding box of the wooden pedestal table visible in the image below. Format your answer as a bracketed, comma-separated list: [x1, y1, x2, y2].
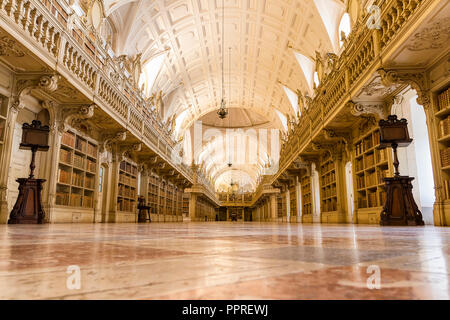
[137, 197, 151, 223]
[8, 121, 49, 224]
[381, 176, 424, 226]
[378, 115, 424, 226]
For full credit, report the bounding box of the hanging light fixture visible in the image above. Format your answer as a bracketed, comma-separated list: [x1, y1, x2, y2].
[217, 0, 228, 119]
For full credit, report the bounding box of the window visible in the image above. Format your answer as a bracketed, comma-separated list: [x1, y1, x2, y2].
[99, 166, 104, 193]
[338, 13, 351, 47]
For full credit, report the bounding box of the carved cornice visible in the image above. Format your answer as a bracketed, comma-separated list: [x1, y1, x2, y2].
[101, 131, 127, 153]
[378, 69, 430, 107]
[347, 101, 386, 119]
[56, 104, 96, 133]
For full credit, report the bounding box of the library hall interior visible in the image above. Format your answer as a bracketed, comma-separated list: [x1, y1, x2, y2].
[0, 0, 449, 300]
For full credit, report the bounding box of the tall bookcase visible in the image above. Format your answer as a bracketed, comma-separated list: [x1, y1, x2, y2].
[56, 130, 98, 208]
[301, 175, 312, 215]
[117, 160, 137, 213]
[0, 96, 7, 159]
[148, 174, 160, 214]
[277, 194, 284, 218]
[354, 128, 390, 210]
[182, 193, 189, 217]
[434, 85, 450, 199]
[320, 152, 337, 213]
[159, 181, 166, 215]
[289, 185, 297, 218]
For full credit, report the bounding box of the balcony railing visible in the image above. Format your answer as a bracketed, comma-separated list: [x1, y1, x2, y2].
[0, 0, 197, 185]
[277, 0, 430, 174]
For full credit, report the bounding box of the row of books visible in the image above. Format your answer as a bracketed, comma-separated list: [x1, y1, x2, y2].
[439, 115, 450, 137]
[87, 159, 96, 172]
[0, 120, 4, 141]
[118, 185, 136, 198]
[321, 172, 336, 185]
[61, 131, 75, 147]
[119, 173, 137, 186]
[440, 148, 450, 167]
[59, 148, 72, 164]
[72, 171, 84, 187]
[321, 185, 336, 199]
[366, 171, 377, 188]
[58, 168, 71, 184]
[321, 198, 337, 212]
[117, 198, 136, 212]
[86, 143, 98, 158]
[75, 137, 87, 153]
[437, 87, 450, 110]
[120, 161, 138, 175]
[365, 153, 375, 167]
[85, 176, 95, 189]
[321, 161, 335, 173]
[303, 203, 313, 215]
[356, 175, 365, 189]
[375, 149, 388, 163]
[73, 154, 85, 169]
[377, 169, 389, 183]
[358, 197, 368, 209]
[355, 131, 381, 156]
[367, 192, 378, 207]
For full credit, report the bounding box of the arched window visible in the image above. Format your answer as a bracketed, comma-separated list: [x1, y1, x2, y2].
[338, 13, 351, 47]
[313, 71, 320, 88]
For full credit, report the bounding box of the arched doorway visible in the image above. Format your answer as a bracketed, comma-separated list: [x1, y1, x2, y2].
[391, 89, 435, 224]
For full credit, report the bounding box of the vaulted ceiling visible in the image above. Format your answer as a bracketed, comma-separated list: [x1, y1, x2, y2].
[103, 0, 346, 190]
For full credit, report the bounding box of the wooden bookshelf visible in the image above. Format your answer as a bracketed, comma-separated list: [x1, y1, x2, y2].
[289, 185, 297, 217]
[182, 193, 189, 217]
[320, 152, 337, 213]
[117, 159, 137, 213]
[353, 127, 390, 209]
[56, 130, 98, 208]
[159, 181, 166, 215]
[147, 174, 160, 214]
[0, 96, 7, 149]
[277, 194, 285, 218]
[195, 197, 215, 220]
[301, 175, 312, 215]
[434, 84, 450, 199]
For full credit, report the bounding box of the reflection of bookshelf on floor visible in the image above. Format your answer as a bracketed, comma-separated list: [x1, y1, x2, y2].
[56, 130, 98, 208]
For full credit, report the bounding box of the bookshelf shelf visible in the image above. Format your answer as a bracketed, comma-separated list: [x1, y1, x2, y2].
[117, 160, 137, 213]
[320, 152, 337, 213]
[301, 174, 312, 216]
[56, 130, 98, 208]
[353, 127, 390, 209]
[435, 85, 450, 200]
[289, 185, 297, 218]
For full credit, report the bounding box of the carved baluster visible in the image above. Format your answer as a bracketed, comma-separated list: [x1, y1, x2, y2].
[53, 32, 60, 57]
[21, 1, 30, 29]
[71, 51, 77, 72]
[13, 0, 23, 23]
[47, 26, 54, 51]
[4, 0, 14, 16]
[33, 14, 43, 40]
[28, 8, 36, 36]
[41, 21, 48, 47]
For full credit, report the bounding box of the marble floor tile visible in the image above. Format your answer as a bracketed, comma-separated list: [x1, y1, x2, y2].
[0, 223, 448, 299]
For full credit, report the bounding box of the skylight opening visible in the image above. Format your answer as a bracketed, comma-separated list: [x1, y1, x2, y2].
[275, 110, 288, 132]
[339, 13, 351, 47]
[314, 72, 320, 88]
[283, 86, 299, 116]
[139, 53, 166, 97]
[293, 52, 314, 93]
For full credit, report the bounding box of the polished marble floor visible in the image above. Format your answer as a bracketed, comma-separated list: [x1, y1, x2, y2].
[0, 222, 449, 299]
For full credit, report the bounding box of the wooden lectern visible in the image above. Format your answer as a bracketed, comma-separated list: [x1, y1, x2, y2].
[378, 115, 424, 226]
[8, 120, 49, 224]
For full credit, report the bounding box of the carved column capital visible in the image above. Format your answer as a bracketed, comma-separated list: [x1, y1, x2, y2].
[378, 68, 430, 108]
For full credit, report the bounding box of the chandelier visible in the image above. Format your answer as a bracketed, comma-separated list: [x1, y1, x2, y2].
[217, 0, 229, 119]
